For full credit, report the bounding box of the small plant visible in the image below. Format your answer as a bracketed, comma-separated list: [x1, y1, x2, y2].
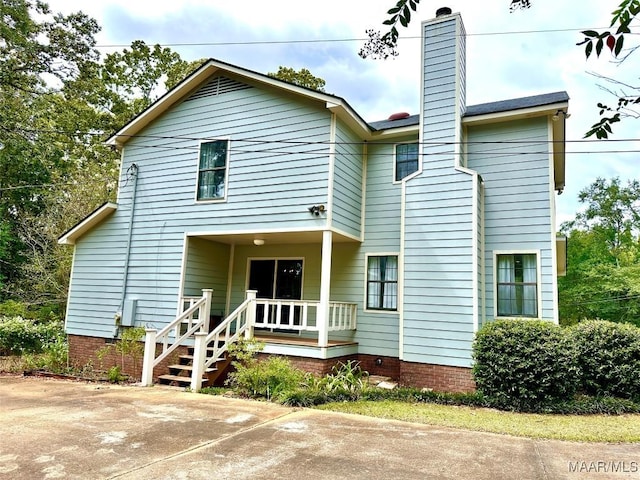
[115, 326, 145, 378]
[107, 365, 125, 383]
[321, 360, 370, 397]
[227, 355, 306, 400]
[95, 326, 145, 380]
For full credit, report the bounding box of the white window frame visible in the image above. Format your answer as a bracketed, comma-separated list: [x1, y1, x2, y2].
[363, 252, 400, 313]
[195, 138, 230, 203]
[493, 250, 542, 319]
[393, 142, 421, 184]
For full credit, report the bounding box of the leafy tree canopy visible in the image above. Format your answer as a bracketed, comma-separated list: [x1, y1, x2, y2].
[268, 66, 326, 92]
[559, 177, 640, 326]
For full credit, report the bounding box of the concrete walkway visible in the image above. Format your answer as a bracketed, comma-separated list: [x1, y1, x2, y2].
[0, 376, 637, 479]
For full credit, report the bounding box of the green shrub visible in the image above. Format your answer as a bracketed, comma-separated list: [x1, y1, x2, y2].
[472, 319, 579, 410]
[227, 356, 306, 400]
[569, 320, 640, 400]
[0, 301, 27, 318]
[0, 317, 65, 355]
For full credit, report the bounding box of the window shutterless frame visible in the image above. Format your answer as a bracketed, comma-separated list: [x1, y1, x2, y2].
[365, 254, 399, 312]
[394, 142, 420, 182]
[494, 250, 541, 319]
[195, 138, 230, 202]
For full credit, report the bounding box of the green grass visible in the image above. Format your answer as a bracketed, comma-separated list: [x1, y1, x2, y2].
[317, 400, 640, 443]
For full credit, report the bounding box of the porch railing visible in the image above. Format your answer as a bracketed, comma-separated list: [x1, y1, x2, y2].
[253, 299, 357, 331]
[140, 289, 212, 386]
[141, 289, 358, 389]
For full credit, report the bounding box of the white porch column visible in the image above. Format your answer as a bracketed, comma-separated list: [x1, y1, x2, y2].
[317, 230, 332, 347]
[190, 332, 208, 391]
[201, 288, 213, 332]
[245, 290, 257, 339]
[140, 328, 157, 386]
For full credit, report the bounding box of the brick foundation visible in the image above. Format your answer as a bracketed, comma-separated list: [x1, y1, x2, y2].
[68, 334, 187, 382]
[69, 335, 475, 392]
[399, 361, 476, 393]
[258, 353, 356, 377]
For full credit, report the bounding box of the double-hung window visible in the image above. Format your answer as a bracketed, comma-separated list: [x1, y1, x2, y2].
[197, 140, 228, 201]
[395, 143, 419, 181]
[367, 255, 398, 311]
[496, 253, 538, 317]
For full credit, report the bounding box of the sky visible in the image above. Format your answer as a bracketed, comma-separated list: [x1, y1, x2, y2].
[47, 0, 639, 227]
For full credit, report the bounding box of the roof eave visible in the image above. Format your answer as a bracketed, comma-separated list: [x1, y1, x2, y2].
[58, 202, 118, 245]
[462, 101, 569, 126]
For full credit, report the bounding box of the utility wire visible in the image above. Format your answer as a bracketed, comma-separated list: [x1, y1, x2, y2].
[563, 293, 640, 306]
[93, 26, 632, 49]
[5, 126, 640, 148]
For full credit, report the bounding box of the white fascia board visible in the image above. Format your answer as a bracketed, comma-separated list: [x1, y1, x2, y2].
[107, 59, 372, 147]
[462, 102, 569, 126]
[58, 202, 118, 245]
[370, 125, 420, 140]
[326, 102, 371, 138]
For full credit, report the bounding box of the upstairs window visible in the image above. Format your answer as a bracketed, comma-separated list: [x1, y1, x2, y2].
[395, 143, 419, 181]
[197, 140, 228, 201]
[367, 255, 398, 311]
[496, 253, 538, 317]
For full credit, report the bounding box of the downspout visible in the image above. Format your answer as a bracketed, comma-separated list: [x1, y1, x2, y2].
[115, 163, 139, 335]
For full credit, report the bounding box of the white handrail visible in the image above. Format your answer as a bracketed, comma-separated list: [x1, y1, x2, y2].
[190, 290, 257, 390]
[140, 289, 212, 386]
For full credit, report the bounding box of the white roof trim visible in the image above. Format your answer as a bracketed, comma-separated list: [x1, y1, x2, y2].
[462, 102, 569, 126]
[106, 60, 370, 147]
[58, 202, 118, 245]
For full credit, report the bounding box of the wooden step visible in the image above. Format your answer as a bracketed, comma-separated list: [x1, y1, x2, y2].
[167, 364, 216, 373]
[179, 355, 226, 364]
[157, 374, 208, 386]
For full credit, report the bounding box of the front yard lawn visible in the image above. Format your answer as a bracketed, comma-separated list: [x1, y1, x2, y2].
[317, 400, 640, 442]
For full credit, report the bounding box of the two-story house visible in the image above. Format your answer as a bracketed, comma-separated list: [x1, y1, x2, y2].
[59, 9, 568, 392]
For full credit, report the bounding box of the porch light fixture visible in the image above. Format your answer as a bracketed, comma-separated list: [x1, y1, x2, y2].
[253, 238, 265, 246]
[308, 204, 325, 216]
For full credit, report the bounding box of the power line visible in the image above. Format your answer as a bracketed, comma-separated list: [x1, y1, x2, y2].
[564, 293, 640, 306]
[93, 26, 624, 49]
[6, 126, 640, 149]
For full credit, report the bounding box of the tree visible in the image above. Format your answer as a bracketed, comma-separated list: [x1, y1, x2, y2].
[559, 178, 640, 326]
[0, 0, 100, 290]
[362, 0, 639, 138]
[268, 66, 326, 92]
[0, 3, 201, 309]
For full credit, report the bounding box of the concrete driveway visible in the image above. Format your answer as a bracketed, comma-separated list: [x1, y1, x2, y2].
[0, 376, 637, 479]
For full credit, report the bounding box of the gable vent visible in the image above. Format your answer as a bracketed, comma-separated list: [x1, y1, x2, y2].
[185, 75, 252, 102]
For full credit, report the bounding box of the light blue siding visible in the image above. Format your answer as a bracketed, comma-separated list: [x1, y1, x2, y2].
[183, 237, 230, 317]
[467, 117, 556, 320]
[336, 138, 404, 357]
[65, 213, 128, 337]
[402, 14, 475, 368]
[331, 120, 363, 238]
[66, 75, 335, 337]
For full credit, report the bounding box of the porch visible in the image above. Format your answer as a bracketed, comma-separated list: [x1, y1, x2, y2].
[141, 289, 358, 390]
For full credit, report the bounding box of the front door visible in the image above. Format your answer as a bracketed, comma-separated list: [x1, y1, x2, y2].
[248, 259, 303, 327]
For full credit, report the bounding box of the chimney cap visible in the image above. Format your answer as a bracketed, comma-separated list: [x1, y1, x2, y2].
[436, 7, 452, 17]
